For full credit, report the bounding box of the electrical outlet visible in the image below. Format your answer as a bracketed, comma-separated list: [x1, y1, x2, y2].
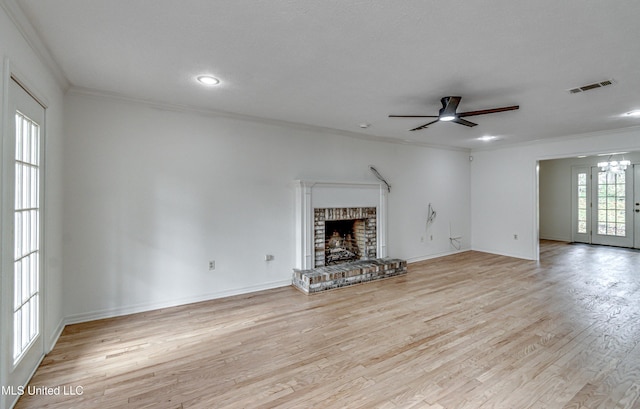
[209, 260, 215, 270]
[264, 254, 274, 261]
[513, 234, 518, 240]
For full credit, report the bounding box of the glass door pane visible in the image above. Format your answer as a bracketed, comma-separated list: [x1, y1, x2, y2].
[591, 167, 633, 247]
[3, 78, 45, 409]
[571, 167, 590, 243]
[13, 110, 41, 363]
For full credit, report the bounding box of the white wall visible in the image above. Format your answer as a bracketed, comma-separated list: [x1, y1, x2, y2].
[62, 92, 471, 321]
[385, 145, 470, 262]
[539, 158, 572, 241]
[471, 127, 640, 260]
[0, 3, 65, 408]
[539, 152, 640, 241]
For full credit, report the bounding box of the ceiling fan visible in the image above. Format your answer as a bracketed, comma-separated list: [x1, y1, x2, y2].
[389, 96, 519, 131]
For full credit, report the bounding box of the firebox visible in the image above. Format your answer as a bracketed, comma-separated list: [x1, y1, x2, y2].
[324, 219, 366, 265]
[314, 207, 376, 267]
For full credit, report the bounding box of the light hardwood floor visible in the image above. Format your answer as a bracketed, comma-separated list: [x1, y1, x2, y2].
[15, 241, 640, 408]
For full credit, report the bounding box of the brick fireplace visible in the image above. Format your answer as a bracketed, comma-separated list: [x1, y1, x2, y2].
[314, 207, 377, 267]
[293, 180, 388, 270]
[292, 180, 406, 294]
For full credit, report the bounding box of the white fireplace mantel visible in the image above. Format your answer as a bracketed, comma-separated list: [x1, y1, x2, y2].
[293, 180, 388, 270]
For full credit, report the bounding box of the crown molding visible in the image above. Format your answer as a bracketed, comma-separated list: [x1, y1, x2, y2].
[1, 0, 69, 90]
[67, 85, 470, 153]
[471, 124, 640, 154]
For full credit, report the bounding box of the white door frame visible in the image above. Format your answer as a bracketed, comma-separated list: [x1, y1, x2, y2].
[1, 60, 48, 409]
[590, 166, 634, 248]
[634, 164, 640, 249]
[571, 164, 636, 248]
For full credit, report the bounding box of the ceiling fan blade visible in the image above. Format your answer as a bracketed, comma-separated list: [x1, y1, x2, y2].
[440, 96, 462, 117]
[452, 118, 477, 127]
[458, 105, 519, 117]
[389, 115, 439, 118]
[409, 119, 440, 131]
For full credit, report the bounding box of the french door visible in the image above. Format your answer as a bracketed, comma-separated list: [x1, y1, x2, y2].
[635, 165, 640, 248]
[572, 164, 636, 248]
[1, 78, 45, 409]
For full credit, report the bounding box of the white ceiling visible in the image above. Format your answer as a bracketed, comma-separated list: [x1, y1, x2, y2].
[13, 0, 640, 150]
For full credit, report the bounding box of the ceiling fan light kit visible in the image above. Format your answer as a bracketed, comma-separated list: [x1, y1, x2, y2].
[389, 96, 519, 131]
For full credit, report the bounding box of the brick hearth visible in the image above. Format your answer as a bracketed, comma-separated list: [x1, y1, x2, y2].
[292, 258, 407, 294]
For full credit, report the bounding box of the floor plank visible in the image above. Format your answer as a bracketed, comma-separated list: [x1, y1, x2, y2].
[15, 241, 640, 408]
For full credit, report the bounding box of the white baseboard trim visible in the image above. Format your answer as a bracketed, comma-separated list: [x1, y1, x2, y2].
[539, 235, 570, 242]
[46, 317, 65, 354]
[63, 279, 292, 326]
[406, 248, 469, 264]
[471, 247, 536, 261]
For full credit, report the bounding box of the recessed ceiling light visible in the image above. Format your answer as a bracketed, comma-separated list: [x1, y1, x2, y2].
[197, 75, 220, 86]
[359, 123, 370, 129]
[477, 136, 497, 142]
[623, 110, 640, 117]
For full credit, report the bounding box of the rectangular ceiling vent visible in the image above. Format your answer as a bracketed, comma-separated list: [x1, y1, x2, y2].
[568, 79, 615, 94]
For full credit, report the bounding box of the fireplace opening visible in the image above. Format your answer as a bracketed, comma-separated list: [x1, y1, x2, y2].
[325, 219, 366, 265]
[313, 207, 377, 268]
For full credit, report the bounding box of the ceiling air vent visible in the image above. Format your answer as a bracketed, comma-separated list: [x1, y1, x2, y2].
[568, 79, 615, 94]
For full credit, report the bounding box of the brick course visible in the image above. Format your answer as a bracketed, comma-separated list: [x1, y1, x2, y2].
[292, 258, 407, 294]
